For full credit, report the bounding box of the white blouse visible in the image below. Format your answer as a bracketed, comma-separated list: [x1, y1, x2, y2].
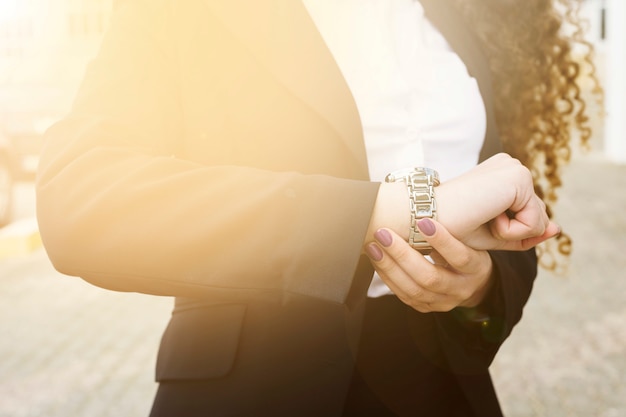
[302, 0, 487, 297]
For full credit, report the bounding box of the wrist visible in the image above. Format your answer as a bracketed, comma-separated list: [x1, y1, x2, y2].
[364, 181, 410, 247]
[384, 167, 440, 254]
[433, 182, 467, 240]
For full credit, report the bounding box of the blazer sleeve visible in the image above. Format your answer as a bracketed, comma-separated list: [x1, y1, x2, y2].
[432, 248, 537, 374]
[36, 0, 379, 304]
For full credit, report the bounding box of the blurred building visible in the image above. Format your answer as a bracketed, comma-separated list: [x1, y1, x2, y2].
[0, 0, 113, 176]
[0, 0, 112, 84]
[600, 0, 626, 163]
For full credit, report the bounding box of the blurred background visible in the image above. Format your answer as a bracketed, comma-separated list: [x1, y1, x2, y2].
[0, 0, 625, 416]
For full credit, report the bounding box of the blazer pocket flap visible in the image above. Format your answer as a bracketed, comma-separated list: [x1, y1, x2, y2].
[155, 303, 247, 381]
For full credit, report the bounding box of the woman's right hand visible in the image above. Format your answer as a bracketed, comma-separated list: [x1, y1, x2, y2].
[435, 153, 559, 250]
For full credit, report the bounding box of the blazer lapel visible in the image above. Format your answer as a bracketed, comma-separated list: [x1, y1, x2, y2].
[203, 0, 370, 177]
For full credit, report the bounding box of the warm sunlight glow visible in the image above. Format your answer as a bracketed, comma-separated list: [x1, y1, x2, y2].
[0, 0, 23, 22]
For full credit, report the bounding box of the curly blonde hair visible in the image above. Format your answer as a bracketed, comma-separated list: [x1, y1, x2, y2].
[451, 0, 602, 271]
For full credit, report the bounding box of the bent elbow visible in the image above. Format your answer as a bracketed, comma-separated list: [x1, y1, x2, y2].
[36, 179, 95, 278]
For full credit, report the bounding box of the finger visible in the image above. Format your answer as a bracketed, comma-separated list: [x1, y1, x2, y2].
[516, 221, 561, 250]
[375, 267, 440, 313]
[364, 229, 442, 308]
[429, 250, 449, 267]
[491, 196, 549, 241]
[416, 218, 484, 274]
[364, 229, 428, 291]
[417, 219, 496, 308]
[379, 227, 460, 295]
[490, 220, 560, 251]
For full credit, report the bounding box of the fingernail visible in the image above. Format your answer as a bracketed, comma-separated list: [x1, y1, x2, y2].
[374, 228, 393, 247]
[365, 243, 383, 262]
[417, 218, 436, 237]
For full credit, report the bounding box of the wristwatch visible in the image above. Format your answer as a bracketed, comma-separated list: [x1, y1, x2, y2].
[385, 167, 440, 255]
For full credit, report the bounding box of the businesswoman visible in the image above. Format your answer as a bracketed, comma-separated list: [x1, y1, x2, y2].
[36, 0, 598, 415]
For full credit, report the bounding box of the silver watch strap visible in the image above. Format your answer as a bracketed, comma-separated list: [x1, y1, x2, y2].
[385, 168, 440, 255]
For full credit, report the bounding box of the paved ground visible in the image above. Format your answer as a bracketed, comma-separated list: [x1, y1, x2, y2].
[0, 153, 624, 417]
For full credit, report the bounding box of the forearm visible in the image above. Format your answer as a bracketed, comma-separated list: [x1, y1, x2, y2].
[36, 0, 381, 303]
[37, 133, 379, 302]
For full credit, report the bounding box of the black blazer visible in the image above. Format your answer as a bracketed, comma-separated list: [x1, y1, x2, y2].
[36, 0, 537, 415]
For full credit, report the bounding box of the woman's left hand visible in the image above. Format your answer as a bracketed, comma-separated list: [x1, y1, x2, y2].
[364, 219, 495, 313]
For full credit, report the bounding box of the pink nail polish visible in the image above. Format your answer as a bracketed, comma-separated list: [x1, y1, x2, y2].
[374, 229, 393, 247]
[417, 218, 436, 237]
[365, 243, 383, 262]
